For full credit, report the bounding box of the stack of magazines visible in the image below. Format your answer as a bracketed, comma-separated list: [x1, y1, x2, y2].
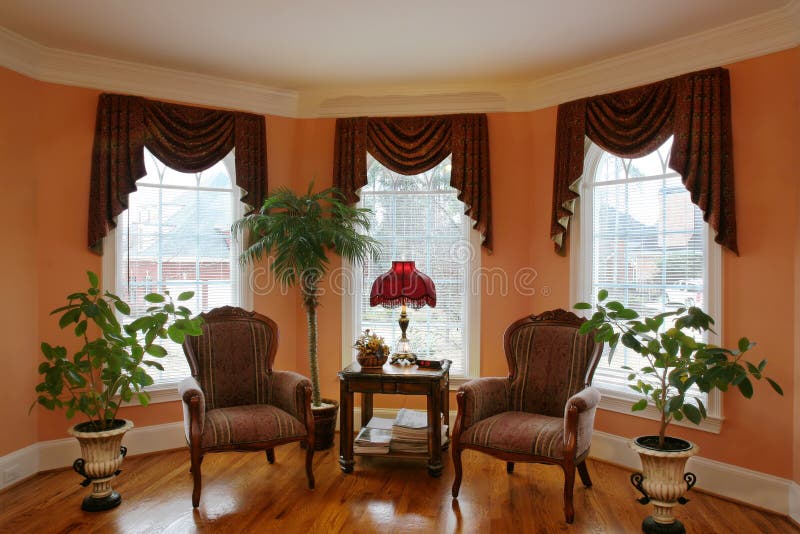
[390, 408, 448, 453]
[353, 416, 393, 454]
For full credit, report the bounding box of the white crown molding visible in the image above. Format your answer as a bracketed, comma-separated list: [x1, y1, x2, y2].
[1, 1, 799, 117]
[508, 0, 800, 112]
[300, 0, 800, 116]
[0, 27, 299, 117]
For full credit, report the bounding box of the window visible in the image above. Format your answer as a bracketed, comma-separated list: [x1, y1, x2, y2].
[572, 137, 722, 431]
[106, 148, 247, 391]
[343, 155, 480, 381]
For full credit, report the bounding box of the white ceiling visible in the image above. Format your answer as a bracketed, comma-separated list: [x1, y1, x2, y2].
[0, 0, 797, 116]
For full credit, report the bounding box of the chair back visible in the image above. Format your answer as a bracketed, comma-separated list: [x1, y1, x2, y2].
[504, 309, 601, 417]
[182, 306, 278, 410]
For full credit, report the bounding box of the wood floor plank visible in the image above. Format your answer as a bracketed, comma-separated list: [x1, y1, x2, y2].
[0, 434, 796, 533]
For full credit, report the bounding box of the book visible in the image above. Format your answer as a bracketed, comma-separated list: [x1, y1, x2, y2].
[365, 416, 394, 431]
[355, 426, 392, 446]
[353, 445, 390, 454]
[393, 408, 429, 429]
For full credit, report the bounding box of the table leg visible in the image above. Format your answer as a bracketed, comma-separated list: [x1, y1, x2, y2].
[361, 392, 373, 428]
[427, 384, 443, 477]
[338, 379, 354, 473]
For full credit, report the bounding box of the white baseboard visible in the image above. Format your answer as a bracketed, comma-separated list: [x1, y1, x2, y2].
[0, 421, 186, 490]
[589, 430, 794, 516]
[0, 442, 40, 490]
[790, 481, 800, 526]
[2, 416, 797, 520]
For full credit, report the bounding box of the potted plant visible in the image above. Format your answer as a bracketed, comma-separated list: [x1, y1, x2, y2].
[233, 184, 380, 450]
[353, 329, 390, 369]
[575, 290, 782, 534]
[33, 271, 203, 511]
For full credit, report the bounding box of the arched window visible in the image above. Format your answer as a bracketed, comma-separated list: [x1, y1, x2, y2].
[572, 137, 722, 431]
[107, 148, 247, 389]
[343, 155, 480, 380]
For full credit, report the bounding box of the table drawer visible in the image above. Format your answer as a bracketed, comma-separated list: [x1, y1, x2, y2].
[348, 379, 383, 393]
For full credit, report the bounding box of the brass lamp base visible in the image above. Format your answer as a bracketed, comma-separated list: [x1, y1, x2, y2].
[392, 305, 416, 364]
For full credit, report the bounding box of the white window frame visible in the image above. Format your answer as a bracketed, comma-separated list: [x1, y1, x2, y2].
[341, 159, 481, 387]
[570, 139, 724, 433]
[102, 150, 251, 404]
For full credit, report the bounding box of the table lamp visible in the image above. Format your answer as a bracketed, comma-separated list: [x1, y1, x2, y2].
[369, 261, 436, 364]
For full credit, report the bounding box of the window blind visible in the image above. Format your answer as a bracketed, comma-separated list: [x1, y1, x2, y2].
[357, 155, 472, 377]
[584, 138, 708, 390]
[116, 149, 240, 386]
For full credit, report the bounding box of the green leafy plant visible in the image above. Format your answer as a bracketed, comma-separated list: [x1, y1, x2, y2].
[233, 184, 381, 407]
[575, 290, 782, 449]
[33, 271, 204, 431]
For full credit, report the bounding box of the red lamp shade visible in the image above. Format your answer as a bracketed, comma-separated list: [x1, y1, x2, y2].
[370, 261, 436, 309]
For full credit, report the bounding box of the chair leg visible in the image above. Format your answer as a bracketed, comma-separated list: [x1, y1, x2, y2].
[577, 460, 592, 487]
[506, 462, 515, 473]
[266, 448, 275, 464]
[305, 439, 315, 489]
[451, 445, 463, 498]
[190, 447, 203, 508]
[563, 463, 576, 524]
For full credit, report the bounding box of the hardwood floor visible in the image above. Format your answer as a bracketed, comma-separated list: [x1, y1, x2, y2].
[0, 435, 796, 533]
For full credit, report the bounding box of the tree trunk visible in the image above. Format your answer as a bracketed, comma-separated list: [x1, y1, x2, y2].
[306, 302, 322, 406]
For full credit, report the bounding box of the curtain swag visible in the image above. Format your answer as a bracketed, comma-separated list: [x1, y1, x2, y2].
[333, 113, 492, 253]
[88, 93, 267, 253]
[551, 67, 738, 255]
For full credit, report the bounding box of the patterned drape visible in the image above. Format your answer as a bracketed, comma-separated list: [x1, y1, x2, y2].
[333, 114, 492, 252]
[551, 67, 737, 254]
[88, 93, 267, 253]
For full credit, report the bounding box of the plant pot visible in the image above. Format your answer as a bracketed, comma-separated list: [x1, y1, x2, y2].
[355, 350, 388, 369]
[630, 436, 698, 534]
[311, 399, 339, 451]
[68, 419, 133, 511]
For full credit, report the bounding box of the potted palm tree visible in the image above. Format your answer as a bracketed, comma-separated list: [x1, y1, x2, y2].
[34, 271, 204, 511]
[575, 291, 782, 534]
[233, 184, 380, 450]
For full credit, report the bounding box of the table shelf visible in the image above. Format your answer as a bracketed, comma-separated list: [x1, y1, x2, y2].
[338, 360, 451, 477]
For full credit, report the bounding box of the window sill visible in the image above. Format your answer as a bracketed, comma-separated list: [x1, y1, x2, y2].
[597, 387, 723, 434]
[119, 384, 181, 406]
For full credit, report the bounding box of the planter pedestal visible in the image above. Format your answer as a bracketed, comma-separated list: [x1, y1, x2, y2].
[630, 437, 698, 534]
[68, 419, 133, 511]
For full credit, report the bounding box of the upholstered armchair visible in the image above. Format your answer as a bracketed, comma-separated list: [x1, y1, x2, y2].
[180, 306, 315, 507]
[451, 309, 602, 523]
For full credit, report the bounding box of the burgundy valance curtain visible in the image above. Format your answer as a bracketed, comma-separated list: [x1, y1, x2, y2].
[551, 67, 738, 254]
[88, 93, 267, 253]
[333, 113, 492, 252]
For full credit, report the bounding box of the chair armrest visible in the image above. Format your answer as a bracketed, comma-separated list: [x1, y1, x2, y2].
[564, 386, 601, 457]
[179, 376, 206, 440]
[268, 371, 313, 425]
[457, 377, 509, 429]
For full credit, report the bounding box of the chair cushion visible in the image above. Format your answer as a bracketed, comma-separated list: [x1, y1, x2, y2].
[460, 411, 566, 459]
[201, 404, 307, 448]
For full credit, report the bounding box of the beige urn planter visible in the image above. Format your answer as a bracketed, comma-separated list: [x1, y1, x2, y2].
[68, 419, 133, 511]
[630, 436, 698, 534]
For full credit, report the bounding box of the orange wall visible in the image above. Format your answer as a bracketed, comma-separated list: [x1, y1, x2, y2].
[0, 70, 41, 455]
[0, 47, 797, 479]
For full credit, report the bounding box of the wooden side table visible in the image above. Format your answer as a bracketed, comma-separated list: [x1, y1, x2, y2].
[338, 360, 451, 477]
